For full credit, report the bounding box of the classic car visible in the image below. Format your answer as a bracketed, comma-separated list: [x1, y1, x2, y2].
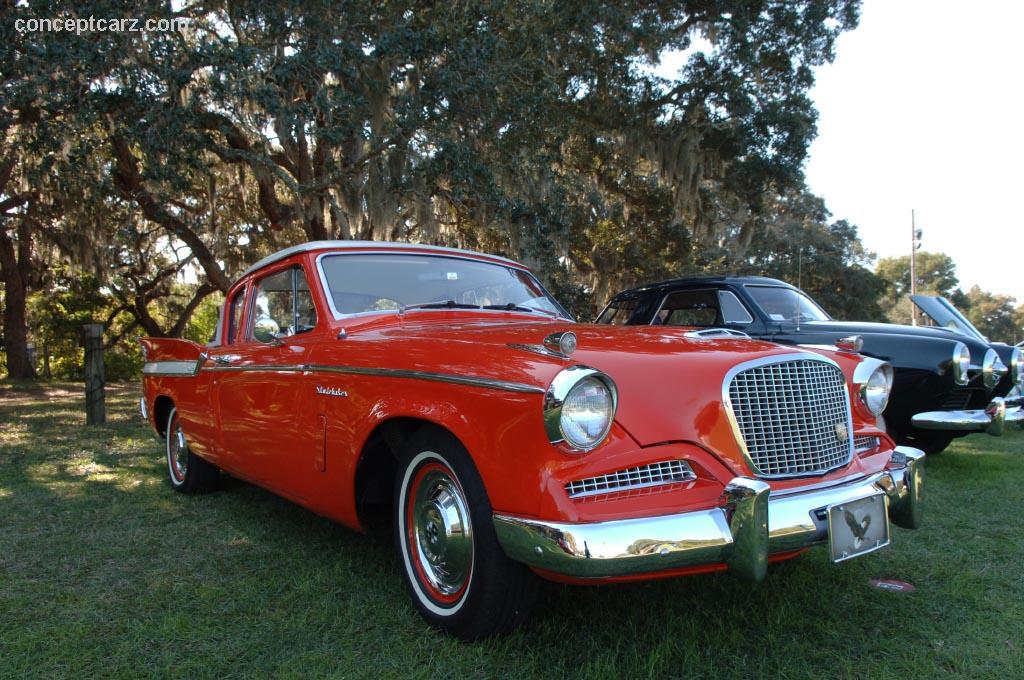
[140, 242, 924, 639]
[598, 276, 1023, 454]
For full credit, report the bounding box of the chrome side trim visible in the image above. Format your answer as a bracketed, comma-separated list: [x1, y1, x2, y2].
[307, 364, 545, 394]
[197, 362, 543, 394]
[142, 360, 201, 376]
[493, 452, 924, 580]
[202, 365, 305, 373]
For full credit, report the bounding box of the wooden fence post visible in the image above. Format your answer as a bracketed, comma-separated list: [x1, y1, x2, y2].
[81, 323, 105, 425]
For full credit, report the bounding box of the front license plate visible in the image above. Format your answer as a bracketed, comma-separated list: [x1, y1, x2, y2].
[827, 493, 890, 563]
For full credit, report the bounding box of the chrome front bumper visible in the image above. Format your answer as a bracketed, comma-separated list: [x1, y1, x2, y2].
[912, 396, 1024, 436]
[493, 447, 924, 581]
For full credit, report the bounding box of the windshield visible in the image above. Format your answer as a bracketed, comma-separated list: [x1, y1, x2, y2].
[318, 253, 570, 319]
[745, 285, 830, 323]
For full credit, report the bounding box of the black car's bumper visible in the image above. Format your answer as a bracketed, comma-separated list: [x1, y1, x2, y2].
[911, 395, 1023, 437]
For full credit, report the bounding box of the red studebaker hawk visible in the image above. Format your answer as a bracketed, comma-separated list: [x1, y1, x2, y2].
[140, 241, 924, 639]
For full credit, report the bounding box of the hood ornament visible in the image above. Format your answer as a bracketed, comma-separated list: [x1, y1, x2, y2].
[543, 331, 577, 356]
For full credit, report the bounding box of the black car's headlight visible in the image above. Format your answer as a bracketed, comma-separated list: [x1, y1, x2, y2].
[1011, 347, 1023, 387]
[952, 342, 970, 386]
[544, 366, 617, 451]
[982, 349, 1007, 390]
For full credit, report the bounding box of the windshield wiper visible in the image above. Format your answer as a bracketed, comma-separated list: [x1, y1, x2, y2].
[399, 300, 481, 314]
[481, 303, 562, 318]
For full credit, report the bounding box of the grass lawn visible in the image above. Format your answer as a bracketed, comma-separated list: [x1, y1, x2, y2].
[2, 381, 1023, 679]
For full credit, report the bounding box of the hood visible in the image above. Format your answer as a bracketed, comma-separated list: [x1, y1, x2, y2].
[910, 295, 989, 342]
[352, 315, 860, 461]
[797, 319, 971, 341]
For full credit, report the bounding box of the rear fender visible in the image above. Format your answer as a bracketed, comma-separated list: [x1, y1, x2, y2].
[140, 338, 206, 376]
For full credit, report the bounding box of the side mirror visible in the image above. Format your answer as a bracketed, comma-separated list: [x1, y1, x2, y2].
[253, 316, 280, 343]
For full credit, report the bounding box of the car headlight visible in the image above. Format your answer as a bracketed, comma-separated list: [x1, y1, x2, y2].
[544, 366, 617, 451]
[1011, 347, 1023, 386]
[854, 360, 894, 417]
[952, 342, 970, 386]
[982, 349, 1007, 390]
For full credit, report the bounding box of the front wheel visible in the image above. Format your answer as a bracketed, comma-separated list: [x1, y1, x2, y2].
[394, 428, 538, 639]
[165, 406, 220, 493]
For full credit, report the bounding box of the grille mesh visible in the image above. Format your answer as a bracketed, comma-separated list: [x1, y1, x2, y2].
[854, 435, 880, 453]
[565, 460, 695, 499]
[727, 358, 853, 477]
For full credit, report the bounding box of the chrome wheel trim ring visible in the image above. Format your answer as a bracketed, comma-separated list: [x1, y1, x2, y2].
[398, 451, 475, 616]
[167, 414, 188, 484]
[411, 469, 473, 597]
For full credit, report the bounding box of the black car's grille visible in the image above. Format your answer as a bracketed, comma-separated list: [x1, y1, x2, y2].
[940, 386, 973, 410]
[726, 358, 854, 478]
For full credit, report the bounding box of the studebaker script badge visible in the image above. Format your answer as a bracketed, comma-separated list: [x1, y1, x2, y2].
[316, 385, 348, 398]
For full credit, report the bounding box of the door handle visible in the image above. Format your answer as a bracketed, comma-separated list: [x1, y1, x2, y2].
[212, 354, 241, 366]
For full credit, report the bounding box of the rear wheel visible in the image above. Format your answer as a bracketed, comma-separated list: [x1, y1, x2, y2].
[165, 407, 220, 493]
[394, 428, 538, 639]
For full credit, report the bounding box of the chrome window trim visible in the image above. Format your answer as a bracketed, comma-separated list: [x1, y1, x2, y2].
[652, 287, 755, 328]
[248, 264, 319, 344]
[314, 251, 572, 322]
[142, 360, 202, 376]
[722, 352, 855, 479]
[241, 240, 524, 279]
[197, 362, 544, 394]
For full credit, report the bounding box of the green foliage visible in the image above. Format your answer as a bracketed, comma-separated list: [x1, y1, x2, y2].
[963, 286, 1020, 344]
[182, 295, 224, 345]
[738, 192, 888, 321]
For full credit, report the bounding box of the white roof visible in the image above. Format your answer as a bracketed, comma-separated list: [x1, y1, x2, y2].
[239, 240, 525, 280]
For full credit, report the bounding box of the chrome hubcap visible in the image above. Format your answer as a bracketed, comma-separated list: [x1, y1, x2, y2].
[412, 469, 473, 596]
[170, 425, 188, 481]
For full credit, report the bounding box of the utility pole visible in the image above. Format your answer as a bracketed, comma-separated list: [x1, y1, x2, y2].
[910, 209, 921, 326]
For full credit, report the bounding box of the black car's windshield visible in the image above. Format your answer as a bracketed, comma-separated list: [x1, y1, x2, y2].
[318, 253, 570, 319]
[745, 285, 830, 323]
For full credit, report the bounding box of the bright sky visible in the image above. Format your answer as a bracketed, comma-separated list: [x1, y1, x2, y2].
[805, 0, 1024, 304]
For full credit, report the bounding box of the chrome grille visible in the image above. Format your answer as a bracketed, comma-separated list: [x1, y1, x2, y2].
[565, 460, 695, 499]
[854, 435, 881, 453]
[726, 357, 853, 478]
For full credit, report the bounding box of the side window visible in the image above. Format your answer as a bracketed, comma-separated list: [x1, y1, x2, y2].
[227, 289, 246, 343]
[250, 266, 319, 343]
[596, 298, 639, 325]
[717, 290, 753, 324]
[655, 289, 720, 327]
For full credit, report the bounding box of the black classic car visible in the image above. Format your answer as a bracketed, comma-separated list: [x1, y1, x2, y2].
[598, 276, 1023, 454]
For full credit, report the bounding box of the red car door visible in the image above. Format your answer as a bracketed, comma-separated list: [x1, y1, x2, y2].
[210, 262, 320, 500]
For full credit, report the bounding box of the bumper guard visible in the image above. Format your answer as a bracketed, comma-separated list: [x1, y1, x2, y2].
[493, 447, 924, 581]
